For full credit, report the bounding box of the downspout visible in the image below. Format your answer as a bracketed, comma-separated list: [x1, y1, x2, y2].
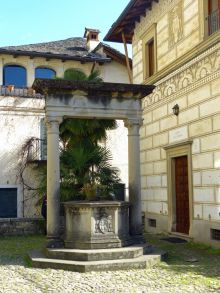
[121, 32, 133, 84]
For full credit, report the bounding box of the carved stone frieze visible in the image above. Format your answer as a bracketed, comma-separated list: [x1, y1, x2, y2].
[143, 45, 220, 109]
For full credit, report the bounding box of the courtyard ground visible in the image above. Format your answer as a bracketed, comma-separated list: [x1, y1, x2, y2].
[0, 233, 219, 293]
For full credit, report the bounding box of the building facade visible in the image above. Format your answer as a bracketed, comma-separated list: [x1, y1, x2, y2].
[105, 0, 220, 247]
[0, 29, 129, 219]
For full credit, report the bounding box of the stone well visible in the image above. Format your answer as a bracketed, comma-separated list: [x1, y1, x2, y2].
[64, 201, 132, 249]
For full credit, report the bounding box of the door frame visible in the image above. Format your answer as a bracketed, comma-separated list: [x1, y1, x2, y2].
[164, 140, 193, 236]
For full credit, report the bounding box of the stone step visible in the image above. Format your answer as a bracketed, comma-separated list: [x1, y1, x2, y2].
[45, 244, 153, 261]
[28, 249, 167, 273]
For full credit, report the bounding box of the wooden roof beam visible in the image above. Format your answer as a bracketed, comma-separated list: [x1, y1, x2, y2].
[121, 32, 133, 84]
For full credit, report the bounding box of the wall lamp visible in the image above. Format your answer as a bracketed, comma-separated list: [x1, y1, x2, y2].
[172, 104, 179, 116]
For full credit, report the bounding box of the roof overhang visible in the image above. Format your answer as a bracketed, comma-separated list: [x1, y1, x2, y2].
[104, 0, 158, 44]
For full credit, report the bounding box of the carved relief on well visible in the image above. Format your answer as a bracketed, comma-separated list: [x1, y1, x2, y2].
[169, 3, 183, 47]
[94, 208, 113, 234]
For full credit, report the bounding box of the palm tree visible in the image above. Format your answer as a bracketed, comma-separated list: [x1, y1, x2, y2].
[63, 68, 103, 83]
[59, 68, 120, 200]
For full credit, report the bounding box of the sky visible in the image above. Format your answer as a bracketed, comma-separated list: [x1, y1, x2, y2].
[0, 0, 131, 54]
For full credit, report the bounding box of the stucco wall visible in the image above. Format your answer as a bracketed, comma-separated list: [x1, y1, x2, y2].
[0, 53, 129, 217]
[0, 96, 44, 217]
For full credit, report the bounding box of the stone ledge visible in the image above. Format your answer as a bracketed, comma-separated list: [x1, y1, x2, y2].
[28, 247, 167, 272]
[46, 244, 153, 261]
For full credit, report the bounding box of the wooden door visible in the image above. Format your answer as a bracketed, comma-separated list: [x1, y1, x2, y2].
[175, 156, 189, 234]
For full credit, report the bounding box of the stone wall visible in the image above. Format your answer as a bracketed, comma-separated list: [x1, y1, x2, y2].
[0, 218, 45, 236]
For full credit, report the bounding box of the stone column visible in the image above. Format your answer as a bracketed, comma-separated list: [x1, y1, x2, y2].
[46, 116, 63, 248]
[124, 118, 143, 241]
[27, 60, 35, 87]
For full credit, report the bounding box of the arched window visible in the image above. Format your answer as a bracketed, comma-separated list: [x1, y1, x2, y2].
[35, 67, 56, 79]
[3, 65, 27, 88]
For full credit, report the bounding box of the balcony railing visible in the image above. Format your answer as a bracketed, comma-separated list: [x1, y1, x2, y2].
[208, 8, 220, 36]
[0, 85, 43, 98]
[27, 138, 47, 162]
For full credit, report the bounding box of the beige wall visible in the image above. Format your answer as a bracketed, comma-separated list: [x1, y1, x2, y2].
[132, 0, 220, 246]
[132, 0, 209, 82]
[140, 43, 220, 245]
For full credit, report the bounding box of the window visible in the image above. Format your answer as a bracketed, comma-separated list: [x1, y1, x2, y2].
[3, 65, 27, 88]
[209, 0, 220, 13]
[0, 188, 17, 218]
[35, 67, 56, 79]
[207, 0, 220, 35]
[147, 39, 155, 77]
[211, 228, 220, 241]
[142, 24, 157, 80]
[148, 218, 156, 228]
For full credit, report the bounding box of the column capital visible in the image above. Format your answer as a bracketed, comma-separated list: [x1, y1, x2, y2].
[46, 116, 63, 135]
[46, 116, 63, 125]
[123, 118, 143, 129]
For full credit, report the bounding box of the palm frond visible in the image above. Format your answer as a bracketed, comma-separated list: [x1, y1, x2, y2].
[88, 70, 103, 82]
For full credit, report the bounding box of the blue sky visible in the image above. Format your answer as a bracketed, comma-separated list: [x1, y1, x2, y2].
[0, 0, 130, 53]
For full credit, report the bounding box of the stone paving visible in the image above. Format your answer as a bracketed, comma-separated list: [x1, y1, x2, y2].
[0, 234, 219, 293]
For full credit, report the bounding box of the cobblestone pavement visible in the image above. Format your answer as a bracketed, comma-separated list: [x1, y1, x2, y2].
[0, 234, 219, 293]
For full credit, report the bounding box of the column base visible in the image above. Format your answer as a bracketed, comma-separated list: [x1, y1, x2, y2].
[46, 236, 64, 248]
[130, 234, 146, 244]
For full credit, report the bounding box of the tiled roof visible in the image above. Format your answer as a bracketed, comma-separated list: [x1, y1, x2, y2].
[0, 37, 110, 63]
